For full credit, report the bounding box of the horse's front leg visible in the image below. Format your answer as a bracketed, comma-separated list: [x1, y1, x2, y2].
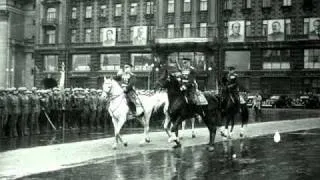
[191, 118, 196, 138]
[171, 117, 182, 148]
[163, 113, 173, 142]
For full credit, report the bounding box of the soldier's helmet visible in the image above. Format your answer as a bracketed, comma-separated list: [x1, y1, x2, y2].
[18, 87, 27, 92]
[13, 87, 18, 94]
[25, 90, 32, 94]
[31, 87, 37, 91]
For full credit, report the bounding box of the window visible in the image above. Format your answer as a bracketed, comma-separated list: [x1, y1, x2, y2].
[71, 7, 77, 19]
[130, 3, 138, 15]
[47, 8, 56, 20]
[72, 54, 91, 71]
[262, 50, 290, 70]
[85, 6, 92, 18]
[224, 21, 228, 37]
[285, 19, 291, 35]
[130, 54, 152, 71]
[71, 29, 77, 43]
[85, 29, 92, 42]
[146, 1, 154, 14]
[283, 0, 292, 6]
[44, 55, 58, 72]
[245, 21, 252, 36]
[100, 5, 107, 17]
[183, 0, 191, 12]
[304, 18, 310, 34]
[46, 30, 55, 44]
[168, 24, 175, 38]
[116, 28, 122, 42]
[115, 4, 122, 16]
[262, 20, 268, 36]
[225, 51, 251, 71]
[168, 0, 175, 13]
[304, 49, 320, 69]
[244, 0, 252, 8]
[224, 0, 232, 10]
[200, 0, 208, 11]
[148, 26, 155, 40]
[130, 27, 134, 42]
[100, 54, 121, 71]
[200, 23, 207, 37]
[183, 24, 191, 38]
[168, 52, 207, 71]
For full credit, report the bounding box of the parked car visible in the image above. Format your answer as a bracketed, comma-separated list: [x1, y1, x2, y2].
[300, 95, 320, 109]
[262, 95, 292, 108]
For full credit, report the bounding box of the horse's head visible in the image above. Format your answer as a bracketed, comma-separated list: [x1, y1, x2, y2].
[102, 76, 124, 96]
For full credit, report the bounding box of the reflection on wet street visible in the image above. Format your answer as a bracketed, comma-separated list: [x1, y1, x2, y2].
[1, 109, 320, 152]
[22, 129, 320, 180]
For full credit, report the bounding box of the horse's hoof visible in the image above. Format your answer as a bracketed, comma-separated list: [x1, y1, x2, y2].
[145, 138, 151, 143]
[192, 134, 196, 138]
[112, 144, 117, 150]
[207, 146, 215, 152]
[123, 142, 128, 147]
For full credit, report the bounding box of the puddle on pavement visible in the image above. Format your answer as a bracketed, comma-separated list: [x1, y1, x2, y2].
[20, 129, 320, 180]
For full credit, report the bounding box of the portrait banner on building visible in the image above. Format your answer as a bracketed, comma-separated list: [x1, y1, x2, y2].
[267, 19, 285, 41]
[132, 26, 147, 46]
[228, 20, 245, 42]
[309, 18, 320, 40]
[102, 28, 116, 46]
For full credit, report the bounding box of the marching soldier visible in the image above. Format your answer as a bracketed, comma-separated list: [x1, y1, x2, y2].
[114, 63, 143, 118]
[64, 88, 72, 129]
[7, 88, 20, 137]
[81, 89, 90, 131]
[18, 87, 30, 136]
[0, 87, 8, 137]
[30, 88, 41, 135]
[96, 89, 105, 130]
[52, 88, 62, 129]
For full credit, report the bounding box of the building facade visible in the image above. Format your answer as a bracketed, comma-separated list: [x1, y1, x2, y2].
[34, 0, 320, 95]
[219, 0, 320, 95]
[34, 0, 219, 90]
[0, 0, 35, 88]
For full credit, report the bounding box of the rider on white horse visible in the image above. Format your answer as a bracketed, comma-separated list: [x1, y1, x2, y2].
[114, 63, 144, 119]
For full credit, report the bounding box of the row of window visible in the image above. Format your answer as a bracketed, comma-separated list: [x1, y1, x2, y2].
[71, 1, 154, 19]
[224, 0, 292, 9]
[224, 49, 320, 71]
[224, 18, 320, 41]
[167, 0, 208, 13]
[43, 49, 320, 73]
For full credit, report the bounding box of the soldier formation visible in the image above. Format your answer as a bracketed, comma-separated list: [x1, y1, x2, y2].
[0, 87, 111, 138]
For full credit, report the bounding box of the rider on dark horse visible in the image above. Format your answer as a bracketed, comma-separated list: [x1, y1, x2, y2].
[114, 63, 143, 118]
[175, 58, 205, 121]
[223, 66, 240, 112]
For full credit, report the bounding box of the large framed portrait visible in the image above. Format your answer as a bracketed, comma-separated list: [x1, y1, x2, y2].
[228, 20, 245, 42]
[267, 19, 285, 41]
[102, 28, 116, 46]
[309, 18, 320, 40]
[132, 26, 147, 45]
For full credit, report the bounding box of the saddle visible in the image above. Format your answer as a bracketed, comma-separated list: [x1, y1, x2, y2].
[187, 90, 208, 106]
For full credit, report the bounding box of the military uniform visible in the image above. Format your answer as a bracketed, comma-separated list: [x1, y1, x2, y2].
[30, 90, 41, 135]
[8, 88, 20, 137]
[225, 67, 240, 110]
[89, 89, 98, 130]
[81, 90, 90, 131]
[179, 66, 198, 105]
[18, 88, 30, 136]
[115, 66, 142, 117]
[0, 88, 8, 137]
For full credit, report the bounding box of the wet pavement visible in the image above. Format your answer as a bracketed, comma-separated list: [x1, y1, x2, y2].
[1, 108, 320, 152]
[20, 128, 320, 180]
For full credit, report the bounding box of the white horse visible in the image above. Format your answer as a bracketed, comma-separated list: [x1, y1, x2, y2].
[102, 77, 169, 149]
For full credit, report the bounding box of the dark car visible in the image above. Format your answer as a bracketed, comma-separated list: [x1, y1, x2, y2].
[263, 95, 292, 108]
[300, 95, 320, 109]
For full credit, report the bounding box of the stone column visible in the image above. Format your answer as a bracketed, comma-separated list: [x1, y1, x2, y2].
[0, 10, 9, 88]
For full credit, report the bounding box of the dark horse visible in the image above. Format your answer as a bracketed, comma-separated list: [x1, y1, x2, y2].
[157, 70, 221, 151]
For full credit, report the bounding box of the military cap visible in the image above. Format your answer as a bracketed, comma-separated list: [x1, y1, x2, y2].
[97, 89, 102, 93]
[64, 88, 71, 92]
[90, 88, 96, 92]
[25, 90, 32, 94]
[18, 87, 27, 91]
[31, 87, 37, 91]
[53, 87, 60, 91]
[123, 62, 133, 67]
